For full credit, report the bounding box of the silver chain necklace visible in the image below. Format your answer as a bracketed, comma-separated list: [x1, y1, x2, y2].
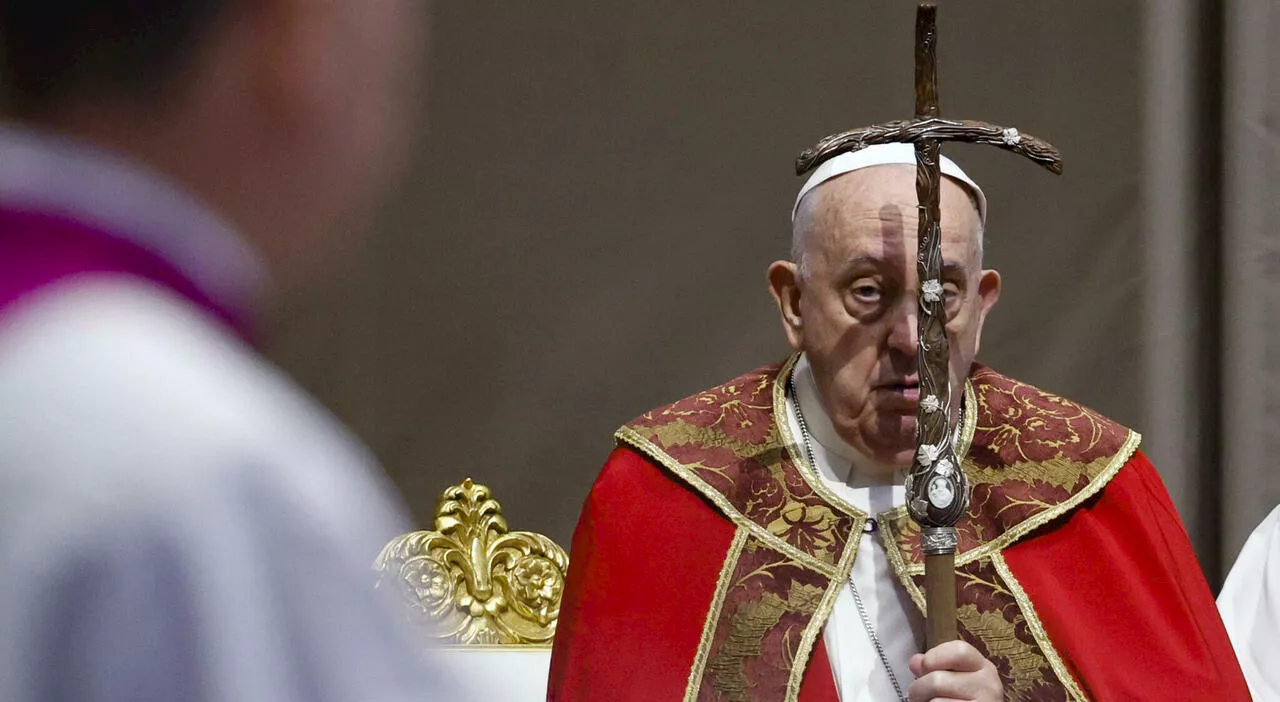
[790, 377, 909, 702]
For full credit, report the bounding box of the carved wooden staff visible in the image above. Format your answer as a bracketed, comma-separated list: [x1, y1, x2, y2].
[795, 3, 1064, 649]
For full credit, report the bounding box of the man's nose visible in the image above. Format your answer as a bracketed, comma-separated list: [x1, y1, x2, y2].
[887, 296, 919, 354]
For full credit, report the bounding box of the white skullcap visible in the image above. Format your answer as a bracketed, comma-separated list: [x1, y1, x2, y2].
[792, 143, 986, 224]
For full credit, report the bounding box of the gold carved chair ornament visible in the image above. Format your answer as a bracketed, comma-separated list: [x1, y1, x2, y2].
[374, 479, 569, 698]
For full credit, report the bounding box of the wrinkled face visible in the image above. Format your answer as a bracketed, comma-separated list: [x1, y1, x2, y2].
[771, 165, 1000, 467]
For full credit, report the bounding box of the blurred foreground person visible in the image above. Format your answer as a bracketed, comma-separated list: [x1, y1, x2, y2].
[548, 145, 1250, 701]
[1219, 505, 1280, 698]
[0, 1, 452, 700]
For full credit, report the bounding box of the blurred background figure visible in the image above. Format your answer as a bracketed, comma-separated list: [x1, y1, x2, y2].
[0, 1, 456, 700]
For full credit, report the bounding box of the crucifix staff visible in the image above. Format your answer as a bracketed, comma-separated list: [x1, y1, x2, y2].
[795, 2, 1064, 649]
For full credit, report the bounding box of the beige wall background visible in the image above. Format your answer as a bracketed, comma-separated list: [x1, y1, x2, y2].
[267, 2, 1179, 570]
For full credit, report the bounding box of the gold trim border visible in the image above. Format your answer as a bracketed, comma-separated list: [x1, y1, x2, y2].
[615, 427, 839, 578]
[892, 429, 1142, 576]
[880, 521, 928, 614]
[683, 527, 750, 702]
[784, 518, 862, 702]
[957, 378, 978, 459]
[773, 353, 865, 522]
[768, 356, 870, 700]
[990, 552, 1090, 702]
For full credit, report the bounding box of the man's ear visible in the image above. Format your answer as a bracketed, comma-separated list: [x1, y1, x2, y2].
[768, 260, 805, 351]
[972, 268, 1002, 356]
[249, 0, 336, 128]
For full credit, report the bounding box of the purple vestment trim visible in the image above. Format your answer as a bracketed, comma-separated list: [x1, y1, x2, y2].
[0, 206, 255, 342]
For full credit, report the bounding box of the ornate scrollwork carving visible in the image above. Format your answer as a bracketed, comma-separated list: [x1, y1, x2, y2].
[374, 479, 569, 646]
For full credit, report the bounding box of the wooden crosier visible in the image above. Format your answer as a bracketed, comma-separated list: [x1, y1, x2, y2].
[795, 3, 1064, 649]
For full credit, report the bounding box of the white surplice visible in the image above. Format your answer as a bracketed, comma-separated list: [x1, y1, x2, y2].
[782, 355, 926, 701]
[0, 125, 465, 701]
[1218, 504, 1280, 700]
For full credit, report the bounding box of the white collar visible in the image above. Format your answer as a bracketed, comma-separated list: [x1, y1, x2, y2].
[0, 122, 270, 318]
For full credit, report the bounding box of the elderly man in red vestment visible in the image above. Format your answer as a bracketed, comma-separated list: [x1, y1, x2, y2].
[547, 144, 1250, 701]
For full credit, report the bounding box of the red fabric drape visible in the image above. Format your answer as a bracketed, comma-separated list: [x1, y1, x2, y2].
[1004, 451, 1251, 700]
[550, 448, 1251, 700]
[548, 448, 737, 700]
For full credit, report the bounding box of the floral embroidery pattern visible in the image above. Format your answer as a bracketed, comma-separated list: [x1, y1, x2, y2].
[885, 364, 1132, 564]
[620, 359, 1131, 701]
[626, 364, 854, 567]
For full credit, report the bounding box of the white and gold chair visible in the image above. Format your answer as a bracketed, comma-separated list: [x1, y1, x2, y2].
[374, 479, 568, 698]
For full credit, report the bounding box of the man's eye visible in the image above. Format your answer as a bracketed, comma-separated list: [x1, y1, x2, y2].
[942, 284, 964, 321]
[851, 284, 881, 301]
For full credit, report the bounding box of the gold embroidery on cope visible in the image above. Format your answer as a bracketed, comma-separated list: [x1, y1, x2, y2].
[880, 366, 1141, 576]
[955, 604, 1046, 693]
[991, 552, 1089, 702]
[951, 557, 1064, 700]
[618, 356, 1131, 700]
[621, 357, 854, 568]
[615, 427, 839, 579]
[786, 514, 863, 702]
[693, 536, 841, 701]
